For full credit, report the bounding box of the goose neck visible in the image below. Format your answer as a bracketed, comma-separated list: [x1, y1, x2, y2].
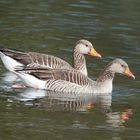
[73, 49, 87, 76]
[96, 70, 115, 83]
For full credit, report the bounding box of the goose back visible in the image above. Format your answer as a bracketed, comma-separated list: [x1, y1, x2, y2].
[16, 68, 94, 93]
[0, 48, 73, 70]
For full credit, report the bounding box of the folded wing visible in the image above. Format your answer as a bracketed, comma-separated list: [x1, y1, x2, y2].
[18, 68, 91, 86]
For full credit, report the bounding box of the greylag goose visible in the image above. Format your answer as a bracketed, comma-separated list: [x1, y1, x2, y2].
[0, 39, 101, 76]
[14, 58, 135, 93]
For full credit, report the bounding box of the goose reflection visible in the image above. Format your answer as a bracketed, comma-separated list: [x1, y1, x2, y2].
[105, 108, 133, 128]
[1, 72, 18, 85]
[15, 88, 96, 110]
[0, 72, 25, 89]
[14, 88, 133, 128]
[1, 72, 18, 83]
[15, 88, 112, 111]
[15, 88, 46, 101]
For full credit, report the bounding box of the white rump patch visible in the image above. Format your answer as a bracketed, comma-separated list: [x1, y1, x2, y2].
[0, 52, 24, 71]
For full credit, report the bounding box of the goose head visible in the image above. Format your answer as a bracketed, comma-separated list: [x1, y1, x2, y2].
[107, 59, 135, 79]
[75, 39, 101, 58]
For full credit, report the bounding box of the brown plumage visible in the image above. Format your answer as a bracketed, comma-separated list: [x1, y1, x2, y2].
[0, 39, 101, 75]
[15, 59, 135, 93]
[18, 68, 91, 86]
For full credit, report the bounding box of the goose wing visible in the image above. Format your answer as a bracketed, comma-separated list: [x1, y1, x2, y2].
[18, 68, 91, 86]
[0, 48, 32, 65]
[0, 48, 73, 69]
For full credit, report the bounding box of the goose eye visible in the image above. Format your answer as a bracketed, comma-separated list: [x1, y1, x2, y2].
[121, 65, 125, 68]
[85, 44, 88, 47]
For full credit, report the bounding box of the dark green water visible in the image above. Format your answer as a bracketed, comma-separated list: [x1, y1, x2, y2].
[0, 0, 140, 139]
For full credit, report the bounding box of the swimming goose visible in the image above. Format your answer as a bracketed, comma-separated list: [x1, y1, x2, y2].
[14, 58, 135, 94]
[0, 39, 101, 76]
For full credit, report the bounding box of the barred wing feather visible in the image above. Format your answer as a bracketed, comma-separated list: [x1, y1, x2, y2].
[16, 69, 93, 93]
[0, 48, 73, 70]
[20, 69, 91, 86]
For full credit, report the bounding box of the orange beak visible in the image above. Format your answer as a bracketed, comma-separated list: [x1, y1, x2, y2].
[124, 68, 135, 79]
[88, 48, 102, 58]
